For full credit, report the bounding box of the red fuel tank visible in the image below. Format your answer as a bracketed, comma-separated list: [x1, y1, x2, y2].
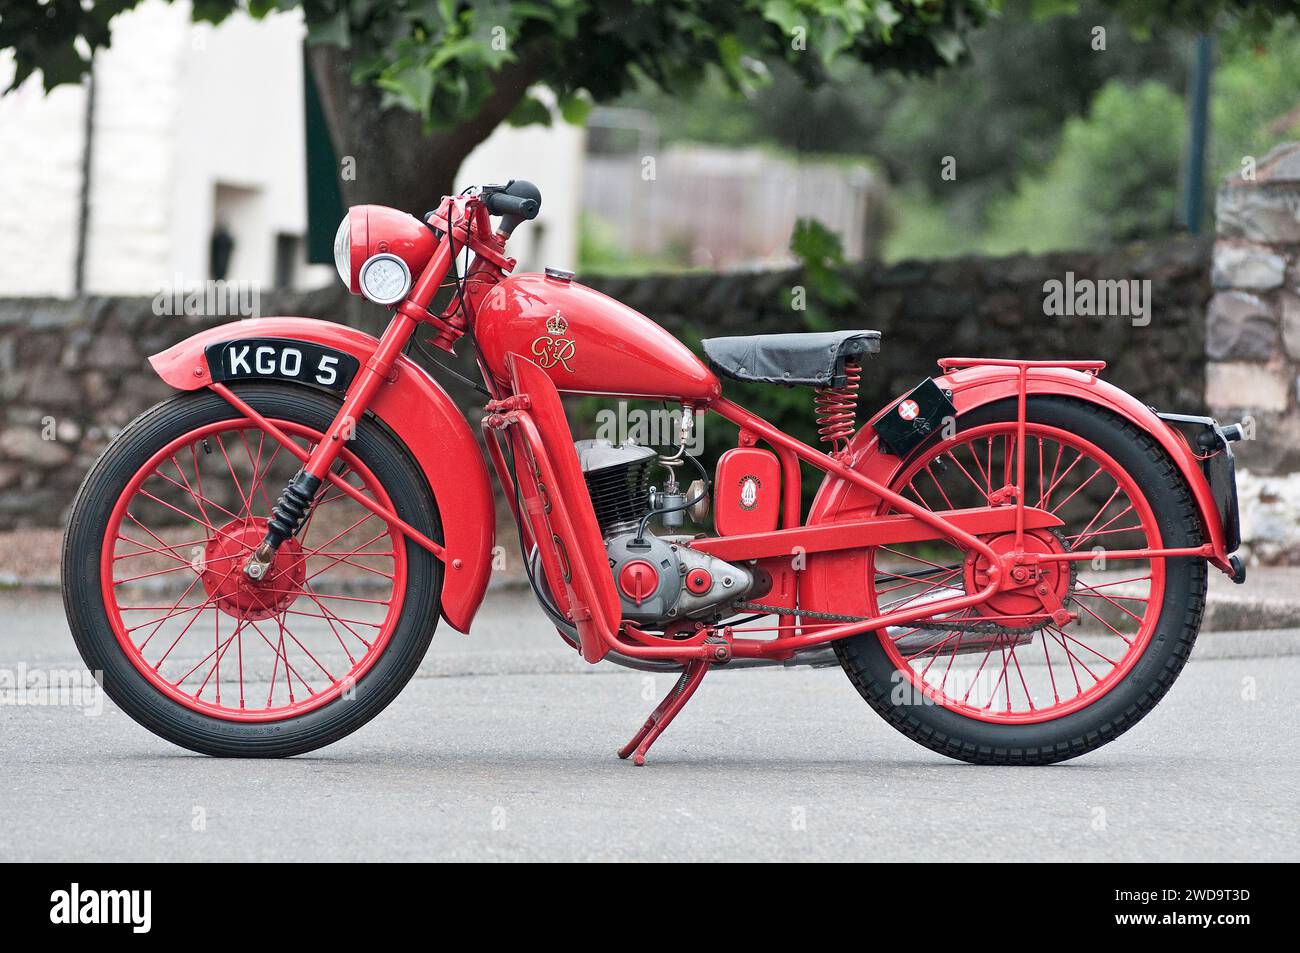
[475, 272, 720, 402]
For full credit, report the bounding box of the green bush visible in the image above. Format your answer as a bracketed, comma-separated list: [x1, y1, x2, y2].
[1211, 27, 1300, 180]
[980, 80, 1185, 254]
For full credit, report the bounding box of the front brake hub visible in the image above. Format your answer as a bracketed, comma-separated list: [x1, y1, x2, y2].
[965, 529, 1074, 631]
[201, 518, 305, 621]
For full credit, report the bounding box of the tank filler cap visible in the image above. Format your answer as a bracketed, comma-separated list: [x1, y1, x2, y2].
[544, 266, 575, 282]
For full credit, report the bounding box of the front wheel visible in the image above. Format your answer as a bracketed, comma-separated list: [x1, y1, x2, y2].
[62, 384, 442, 757]
[834, 397, 1208, 765]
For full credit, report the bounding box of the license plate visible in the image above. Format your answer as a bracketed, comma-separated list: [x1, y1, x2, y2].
[204, 338, 360, 394]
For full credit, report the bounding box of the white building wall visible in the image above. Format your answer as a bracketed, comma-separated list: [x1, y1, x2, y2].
[169, 10, 331, 291]
[81, 0, 190, 295]
[456, 99, 585, 275]
[0, 0, 581, 299]
[0, 57, 88, 297]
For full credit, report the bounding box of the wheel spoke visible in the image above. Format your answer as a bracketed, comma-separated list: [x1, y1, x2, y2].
[943, 450, 989, 500]
[212, 433, 252, 518]
[165, 455, 232, 527]
[238, 429, 279, 517]
[300, 534, 394, 585]
[1072, 599, 1136, 645]
[114, 532, 207, 565]
[132, 572, 207, 647]
[923, 463, 956, 510]
[1073, 584, 1147, 623]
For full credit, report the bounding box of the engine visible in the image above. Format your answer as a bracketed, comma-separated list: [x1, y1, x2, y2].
[574, 439, 763, 626]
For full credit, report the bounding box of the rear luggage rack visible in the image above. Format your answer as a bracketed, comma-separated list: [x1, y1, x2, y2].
[938, 357, 1106, 376]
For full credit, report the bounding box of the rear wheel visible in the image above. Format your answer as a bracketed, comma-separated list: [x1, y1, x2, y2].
[62, 384, 442, 757]
[834, 397, 1207, 764]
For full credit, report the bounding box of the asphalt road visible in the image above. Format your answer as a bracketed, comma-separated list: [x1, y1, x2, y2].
[1, 588, 1296, 862]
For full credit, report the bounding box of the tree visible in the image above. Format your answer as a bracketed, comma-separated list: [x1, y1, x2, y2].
[6, 1, 1292, 220]
[976, 22, 1300, 255]
[614, 0, 1297, 240]
[3, 0, 999, 215]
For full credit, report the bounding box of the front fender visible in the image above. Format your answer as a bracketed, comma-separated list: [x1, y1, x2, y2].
[809, 364, 1230, 569]
[149, 317, 494, 633]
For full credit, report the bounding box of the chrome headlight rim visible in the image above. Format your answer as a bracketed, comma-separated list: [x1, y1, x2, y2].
[357, 252, 412, 306]
[332, 214, 351, 288]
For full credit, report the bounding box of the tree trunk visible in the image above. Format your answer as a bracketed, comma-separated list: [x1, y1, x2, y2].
[306, 44, 543, 215]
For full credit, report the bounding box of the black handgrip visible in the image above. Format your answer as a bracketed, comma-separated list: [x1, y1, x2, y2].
[483, 179, 542, 236]
[485, 191, 539, 219]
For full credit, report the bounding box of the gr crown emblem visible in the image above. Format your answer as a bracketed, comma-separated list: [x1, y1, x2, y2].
[532, 310, 576, 371]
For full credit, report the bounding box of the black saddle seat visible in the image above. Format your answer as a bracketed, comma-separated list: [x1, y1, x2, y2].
[701, 330, 881, 388]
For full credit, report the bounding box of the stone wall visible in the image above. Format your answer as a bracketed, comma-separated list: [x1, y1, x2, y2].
[0, 286, 350, 530]
[1208, 142, 1300, 563]
[0, 238, 1209, 531]
[592, 239, 1208, 422]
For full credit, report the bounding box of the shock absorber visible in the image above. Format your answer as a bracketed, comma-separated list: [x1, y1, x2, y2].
[244, 469, 322, 580]
[814, 358, 861, 454]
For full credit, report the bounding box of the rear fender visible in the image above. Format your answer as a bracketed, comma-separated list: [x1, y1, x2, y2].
[149, 317, 494, 633]
[808, 364, 1231, 566]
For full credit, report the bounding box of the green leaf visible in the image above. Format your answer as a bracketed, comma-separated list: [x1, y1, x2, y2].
[873, 1, 903, 40]
[1028, 0, 1079, 20]
[716, 33, 746, 86]
[428, 37, 486, 72]
[930, 29, 965, 64]
[33, 43, 90, 90]
[376, 65, 435, 115]
[761, 0, 807, 36]
[306, 10, 349, 48]
[190, 1, 240, 24]
[506, 94, 553, 127]
[790, 218, 855, 307]
[558, 91, 593, 125]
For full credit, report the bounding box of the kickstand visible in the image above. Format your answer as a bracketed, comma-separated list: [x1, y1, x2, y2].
[617, 660, 710, 766]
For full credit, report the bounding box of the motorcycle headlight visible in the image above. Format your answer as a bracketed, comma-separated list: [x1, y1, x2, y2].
[335, 205, 432, 300]
[332, 214, 351, 287]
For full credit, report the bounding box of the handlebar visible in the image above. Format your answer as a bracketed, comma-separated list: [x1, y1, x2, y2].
[481, 179, 542, 235]
[484, 190, 539, 219]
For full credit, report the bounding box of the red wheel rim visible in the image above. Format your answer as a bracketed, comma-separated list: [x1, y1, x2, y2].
[869, 422, 1166, 724]
[100, 418, 408, 722]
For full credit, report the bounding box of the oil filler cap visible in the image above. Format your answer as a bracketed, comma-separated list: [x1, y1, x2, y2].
[544, 266, 574, 282]
[685, 568, 713, 595]
[618, 560, 659, 606]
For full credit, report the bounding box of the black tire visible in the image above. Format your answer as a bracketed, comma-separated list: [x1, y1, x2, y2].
[834, 396, 1208, 765]
[62, 384, 443, 757]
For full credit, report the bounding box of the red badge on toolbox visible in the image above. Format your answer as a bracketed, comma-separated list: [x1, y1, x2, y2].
[898, 399, 920, 421]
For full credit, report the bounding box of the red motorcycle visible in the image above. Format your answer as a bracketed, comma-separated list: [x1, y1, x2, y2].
[63, 181, 1246, 764]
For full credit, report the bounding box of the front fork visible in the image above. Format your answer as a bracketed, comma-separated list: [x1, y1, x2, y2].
[242, 312, 421, 580]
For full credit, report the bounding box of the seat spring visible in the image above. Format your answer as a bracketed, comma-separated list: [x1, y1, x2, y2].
[814, 359, 861, 453]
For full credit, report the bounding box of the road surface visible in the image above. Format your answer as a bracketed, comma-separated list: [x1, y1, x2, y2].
[1, 588, 1295, 861]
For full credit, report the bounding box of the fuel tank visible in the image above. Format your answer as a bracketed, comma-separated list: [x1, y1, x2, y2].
[475, 272, 720, 402]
